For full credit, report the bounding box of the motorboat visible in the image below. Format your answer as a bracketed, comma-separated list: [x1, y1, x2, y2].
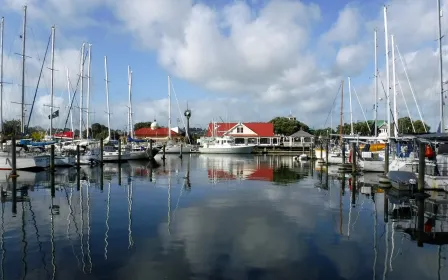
[199, 136, 254, 154]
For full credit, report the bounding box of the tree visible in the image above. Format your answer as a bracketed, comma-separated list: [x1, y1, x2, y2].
[134, 122, 153, 131]
[2, 119, 21, 136]
[311, 127, 335, 136]
[413, 120, 430, 133]
[269, 117, 310, 136]
[393, 117, 430, 135]
[31, 131, 44, 141]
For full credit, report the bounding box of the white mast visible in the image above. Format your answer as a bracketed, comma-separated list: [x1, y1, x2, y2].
[348, 76, 354, 135]
[79, 43, 85, 139]
[20, 6, 27, 134]
[50, 26, 55, 137]
[391, 34, 398, 137]
[104, 56, 111, 139]
[0, 17, 4, 136]
[384, 6, 391, 138]
[438, 0, 444, 132]
[168, 75, 171, 139]
[66, 68, 74, 137]
[127, 65, 133, 138]
[86, 44, 92, 139]
[374, 29, 378, 137]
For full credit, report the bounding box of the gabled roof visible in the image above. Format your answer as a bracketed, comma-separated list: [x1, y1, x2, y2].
[290, 129, 313, 137]
[206, 122, 275, 137]
[134, 127, 179, 137]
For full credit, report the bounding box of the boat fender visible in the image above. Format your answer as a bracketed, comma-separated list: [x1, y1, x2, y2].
[425, 144, 434, 158]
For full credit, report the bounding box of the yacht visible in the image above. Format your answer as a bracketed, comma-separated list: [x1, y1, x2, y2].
[198, 136, 254, 154]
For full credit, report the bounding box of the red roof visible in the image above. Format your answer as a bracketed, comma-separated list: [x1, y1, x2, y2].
[134, 127, 179, 137]
[206, 122, 274, 137]
[54, 131, 74, 138]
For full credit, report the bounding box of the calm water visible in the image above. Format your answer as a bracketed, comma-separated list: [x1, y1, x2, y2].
[0, 154, 447, 280]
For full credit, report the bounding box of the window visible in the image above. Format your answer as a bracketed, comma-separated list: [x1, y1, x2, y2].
[237, 127, 243, 133]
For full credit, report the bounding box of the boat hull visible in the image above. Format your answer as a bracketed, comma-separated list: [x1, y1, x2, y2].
[198, 146, 253, 154]
[0, 155, 49, 170]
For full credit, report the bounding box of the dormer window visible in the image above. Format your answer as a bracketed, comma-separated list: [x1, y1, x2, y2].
[237, 126, 243, 133]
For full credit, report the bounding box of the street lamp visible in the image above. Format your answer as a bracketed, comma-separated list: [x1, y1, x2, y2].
[184, 109, 192, 144]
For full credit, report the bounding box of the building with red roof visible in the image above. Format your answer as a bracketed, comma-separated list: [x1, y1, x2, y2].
[205, 122, 279, 146]
[134, 127, 179, 140]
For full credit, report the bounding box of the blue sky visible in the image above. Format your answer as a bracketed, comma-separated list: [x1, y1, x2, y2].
[0, 0, 445, 131]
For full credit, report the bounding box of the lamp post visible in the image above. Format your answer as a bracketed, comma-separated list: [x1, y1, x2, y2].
[184, 109, 191, 144]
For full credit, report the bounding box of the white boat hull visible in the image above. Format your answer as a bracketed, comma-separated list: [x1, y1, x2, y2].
[0, 155, 49, 170]
[359, 160, 384, 172]
[198, 145, 253, 154]
[164, 145, 195, 154]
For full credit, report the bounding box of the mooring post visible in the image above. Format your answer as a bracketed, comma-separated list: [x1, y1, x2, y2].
[179, 143, 183, 159]
[100, 138, 104, 164]
[418, 141, 425, 192]
[118, 140, 122, 162]
[118, 163, 122, 186]
[310, 143, 314, 159]
[149, 140, 153, 158]
[162, 144, 166, 160]
[325, 140, 329, 165]
[416, 196, 425, 247]
[342, 142, 346, 164]
[384, 193, 389, 223]
[385, 142, 390, 175]
[11, 135, 17, 177]
[76, 145, 80, 167]
[351, 142, 357, 174]
[50, 144, 55, 171]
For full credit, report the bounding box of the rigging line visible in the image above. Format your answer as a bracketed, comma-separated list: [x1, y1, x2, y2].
[63, 48, 87, 132]
[29, 26, 51, 96]
[322, 82, 342, 129]
[351, 84, 371, 132]
[397, 78, 416, 133]
[378, 74, 399, 133]
[26, 31, 51, 131]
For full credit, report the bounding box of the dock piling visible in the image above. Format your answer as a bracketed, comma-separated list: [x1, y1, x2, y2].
[418, 141, 425, 192]
[325, 140, 329, 165]
[50, 144, 55, 171]
[100, 138, 104, 164]
[179, 143, 183, 159]
[351, 142, 357, 174]
[149, 140, 153, 158]
[11, 135, 17, 177]
[162, 144, 166, 160]
[385, 142, 389, 175]
[342, 142, 346, 164]
[118, 140, 122, 162]
[76, 145, 80, 167]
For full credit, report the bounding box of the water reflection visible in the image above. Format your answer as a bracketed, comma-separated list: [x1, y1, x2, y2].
[0, 156, 445, 279]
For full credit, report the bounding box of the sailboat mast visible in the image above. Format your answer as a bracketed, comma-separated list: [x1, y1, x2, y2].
[20, 6, 27, 134]
[0, 17, 4, 135]
[438, 0, 444, 132]
[86, 44, 92, 139]
[104, 56, 111, 139]
[374, 29, 378, 137]
[384, 6, 391, 138]
[348, 77, 353, 135]
[66, 68, 74, 137]
[168, 75, 171, 139]
[127, 66, 133, 138]
[339, 80, 344, 143]
[391, 34, 398, 137]
[79, 43, 85, 139]
[50, 26, 55, 137]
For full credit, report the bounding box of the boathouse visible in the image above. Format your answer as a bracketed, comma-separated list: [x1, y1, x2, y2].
[205, 122, 280, 146]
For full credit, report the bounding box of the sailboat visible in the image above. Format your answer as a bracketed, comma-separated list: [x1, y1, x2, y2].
[0, 8, 50, 170]
[164, 76, 195, 154]
[122, 66, 159, 160]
